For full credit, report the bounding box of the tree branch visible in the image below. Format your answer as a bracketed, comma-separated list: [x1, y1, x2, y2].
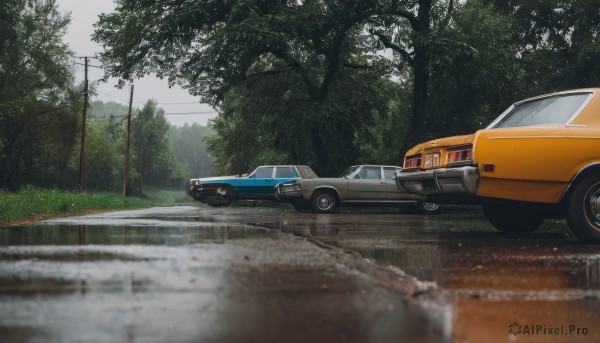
[372, 31, 414, 66]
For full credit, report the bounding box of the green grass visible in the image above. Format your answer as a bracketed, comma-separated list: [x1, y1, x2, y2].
[0, 186, 198, 225]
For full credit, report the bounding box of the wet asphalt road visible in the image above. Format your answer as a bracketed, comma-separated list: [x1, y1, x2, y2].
[1, 205, 599, 342]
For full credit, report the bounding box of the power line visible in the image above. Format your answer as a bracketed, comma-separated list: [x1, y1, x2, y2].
[163, 111, 218, 115]
[132, 101, 200, 105]
[74, 62, 103, 69]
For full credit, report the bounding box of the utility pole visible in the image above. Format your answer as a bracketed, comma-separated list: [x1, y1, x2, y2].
[123, 84, 134, 197]
[79, 57, 89, 193]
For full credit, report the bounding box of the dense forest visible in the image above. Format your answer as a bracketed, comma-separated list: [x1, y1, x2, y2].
[2, 0, 599, 192]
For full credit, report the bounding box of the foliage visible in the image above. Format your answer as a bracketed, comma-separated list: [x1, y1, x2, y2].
[95, 0, 400, 176]
[0, 0, 79, 190]
[93, 0, 600, 173]
[0, 1, 213, 193]
[82, 118, 125, 191]
[485, 0, 600, 94]
[90, 100, 131, 121]
[205, 55, 393, 176]
[131, 100, 189, 189]
[93, 0, 383, 105]
[2, 0, 598, 192]
[425, 0, 525, 138]
[368, 0, 458, 145]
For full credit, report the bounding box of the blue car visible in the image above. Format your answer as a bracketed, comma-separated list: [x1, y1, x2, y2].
[187, 165, 318, 207]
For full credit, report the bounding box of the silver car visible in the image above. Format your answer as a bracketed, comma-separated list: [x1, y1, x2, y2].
[275, 165, 439, 213]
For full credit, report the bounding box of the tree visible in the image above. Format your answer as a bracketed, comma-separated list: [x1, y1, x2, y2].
[425, 0, 525, 138]
[368, 0, 461, 145]
[94, 0, 396, 175]
[94, 0, 382, 104]
[0, 0, 79, 190]
[131, 100, 183, 189]
[93, 0, 600, 174]
[485, 0, 600, 94]
[82, 118, 124, 191]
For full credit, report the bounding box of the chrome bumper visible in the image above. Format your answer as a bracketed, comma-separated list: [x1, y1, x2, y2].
[395, 166, 478, 195]
[274, 183, 303, 201]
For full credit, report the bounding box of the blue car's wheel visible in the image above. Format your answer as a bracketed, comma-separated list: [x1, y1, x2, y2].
[311, 190, 337, 213]
[205, 196, 232, 207]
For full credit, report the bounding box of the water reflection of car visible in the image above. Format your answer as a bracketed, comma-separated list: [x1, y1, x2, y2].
[187, 165, 318, 207]
[276, 165, 439, 213]
[395, 89, 600, 242]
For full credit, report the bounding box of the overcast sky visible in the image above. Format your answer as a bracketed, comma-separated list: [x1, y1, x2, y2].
[56, 0, 217, 126]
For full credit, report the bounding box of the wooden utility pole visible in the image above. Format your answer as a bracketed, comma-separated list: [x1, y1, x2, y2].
[79, 57, 89, 192]
[123, 84, 134, 197]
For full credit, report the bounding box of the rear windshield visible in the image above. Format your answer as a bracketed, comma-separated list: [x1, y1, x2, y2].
[297, 166, 318, 179]
[493, 93, 591, 129]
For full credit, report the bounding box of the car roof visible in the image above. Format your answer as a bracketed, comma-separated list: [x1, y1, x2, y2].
[253, 165, 311, 168]
[350, 164, 402, 168]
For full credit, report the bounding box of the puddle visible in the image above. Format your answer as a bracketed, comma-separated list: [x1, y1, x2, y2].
[1, 224, 273, 246]
[2, 206, 600, 342]
[185, 207, 600, 342]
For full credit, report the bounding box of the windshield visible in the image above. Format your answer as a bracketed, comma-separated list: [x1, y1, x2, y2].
[492, 93, 591, 129]
[339, 166, 359, 178]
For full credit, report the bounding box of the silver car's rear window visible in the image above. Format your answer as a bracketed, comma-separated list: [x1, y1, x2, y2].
[493, 93, 591, 128]
[297, 166, 318, 179]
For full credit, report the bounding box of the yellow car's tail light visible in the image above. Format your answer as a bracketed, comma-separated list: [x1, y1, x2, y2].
[424, 152, 441, 169]
[447, 146, 473, 165]
[482, 163, 495, 172]
[404, 155, 422, 169]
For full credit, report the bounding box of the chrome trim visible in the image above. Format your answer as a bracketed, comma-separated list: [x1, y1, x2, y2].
[396, 166, 479, 195]
[488, 136, 600, 140]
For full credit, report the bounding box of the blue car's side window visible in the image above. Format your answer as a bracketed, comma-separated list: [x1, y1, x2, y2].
[253, 167, 274, 178]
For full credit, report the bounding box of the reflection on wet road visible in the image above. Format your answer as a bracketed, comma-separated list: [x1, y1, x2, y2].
[1, 205, 599, 342]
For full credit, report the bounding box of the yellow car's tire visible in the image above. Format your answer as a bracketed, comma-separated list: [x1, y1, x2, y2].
[565, 175, 600, 243]
[483, 202, 543, 235]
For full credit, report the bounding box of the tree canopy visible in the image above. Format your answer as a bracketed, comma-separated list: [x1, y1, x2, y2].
[3, 0, 598, 189]
[94, 0, 600, 175]
[0, 0, 79, 190]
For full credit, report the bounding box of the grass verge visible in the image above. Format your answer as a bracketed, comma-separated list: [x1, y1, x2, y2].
[0, 186, 197, 226]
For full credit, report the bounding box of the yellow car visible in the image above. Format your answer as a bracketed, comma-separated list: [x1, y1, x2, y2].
[396, 89, 600, 242]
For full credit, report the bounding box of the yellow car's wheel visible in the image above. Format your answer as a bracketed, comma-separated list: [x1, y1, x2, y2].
[483, 202, 543, 235]
[566, 175, 600, 243]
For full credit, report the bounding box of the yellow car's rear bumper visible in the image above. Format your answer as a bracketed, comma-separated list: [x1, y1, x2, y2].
[396, 166, 478, 195]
